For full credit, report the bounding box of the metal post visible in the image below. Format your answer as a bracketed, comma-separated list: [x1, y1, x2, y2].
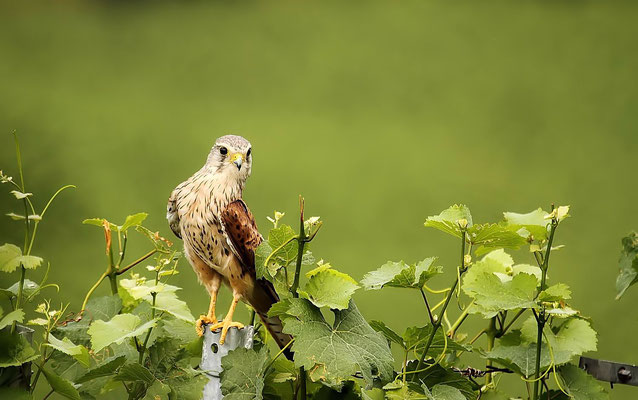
[201, 325, 254, 400]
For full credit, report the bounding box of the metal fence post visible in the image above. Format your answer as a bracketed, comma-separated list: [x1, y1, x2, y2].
[201, 325, 255, 400]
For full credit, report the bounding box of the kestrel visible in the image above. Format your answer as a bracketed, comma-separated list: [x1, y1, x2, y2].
[167, 135, 292, 353]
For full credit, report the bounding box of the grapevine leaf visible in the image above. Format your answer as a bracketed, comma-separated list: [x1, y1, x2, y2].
[462, 250, 540, 317]
[10, 190, 32, 199]
[370, 320, 405, 348]
[0, 308, 24, 330]
[361, 258, 442, 290]
[405, 362, 475, 400]
[403, 325, 470, 355]
[40, 365, 81, 400]
[503, 208, 550, 240]
[76, 355, 126, 383]
[143, 380, 170, 400]
[429, 384, 466, 400]
[114, 363, 156, 384]
[299, 264, 359, 309]
[88, 314, 157, 352]
[254, 242, 272, 279]
[271, 298, 394, 389]
[484, 331, 549, 377]
[520, 317, 597, 366]
[615, 231, 638, 299]
[0, 243, 43, 272]
[220, 346, 269, 400]
[84, 294, 122, 321]
[45, 334, 90, 368]
[556, 364, 609, 400]
[539, 283, 572, 302]
[268, 224, 298, 266]
[0, 328, 39, 367]
[120, 212, 148, 231]
[152, 291, 195, 323]
[7, 279, 40, 298]
[362, 388, 385, 400]
[424, 205, 473, 238]
[468, 223, 526, 256]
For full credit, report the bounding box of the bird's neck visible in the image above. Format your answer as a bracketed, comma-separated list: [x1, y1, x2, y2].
[195, 166, 245, 206]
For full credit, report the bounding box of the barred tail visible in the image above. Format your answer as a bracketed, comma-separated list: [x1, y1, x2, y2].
[247, 278, 294, 361]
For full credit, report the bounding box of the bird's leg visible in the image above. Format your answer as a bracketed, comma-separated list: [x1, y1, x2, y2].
[209, 290, 244, 344]
[196, 273, 222, 337]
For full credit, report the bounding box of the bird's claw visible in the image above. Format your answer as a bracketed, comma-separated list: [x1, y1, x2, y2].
[195, 315, 219, 337]
[209, 320, 245, 344]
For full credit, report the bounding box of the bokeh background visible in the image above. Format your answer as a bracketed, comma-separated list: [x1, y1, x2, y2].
[1, 0, 637, 398]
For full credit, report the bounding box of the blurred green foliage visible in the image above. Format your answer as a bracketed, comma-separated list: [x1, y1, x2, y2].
[0, 1, 637, 397]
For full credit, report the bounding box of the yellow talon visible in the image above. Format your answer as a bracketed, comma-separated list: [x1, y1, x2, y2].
[209, 320, 245, 344]
[195, 314, 219, 337]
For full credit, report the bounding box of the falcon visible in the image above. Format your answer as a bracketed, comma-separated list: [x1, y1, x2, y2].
[167, 135, 292, 352]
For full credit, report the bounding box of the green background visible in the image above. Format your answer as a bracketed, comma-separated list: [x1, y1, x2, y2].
[1, 1, 637, 398]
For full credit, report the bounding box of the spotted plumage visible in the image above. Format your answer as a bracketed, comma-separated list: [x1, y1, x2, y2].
[167, 135, 292, 355]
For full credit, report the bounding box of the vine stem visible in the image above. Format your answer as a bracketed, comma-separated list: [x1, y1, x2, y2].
[533, 217, 558, 400]
[290, 196, 307, 400]
[447, 300, 474, 337]
[419, 288, 435, 324]
[412, 227, 468, 381]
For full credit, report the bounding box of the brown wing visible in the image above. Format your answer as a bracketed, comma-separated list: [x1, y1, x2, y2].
[220, 200, 263, 275]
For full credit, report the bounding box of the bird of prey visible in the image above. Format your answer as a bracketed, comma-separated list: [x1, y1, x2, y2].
[167, 135, 292, 351]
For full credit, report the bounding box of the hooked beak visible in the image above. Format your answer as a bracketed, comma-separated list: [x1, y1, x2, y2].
[230, 153, 244, 170]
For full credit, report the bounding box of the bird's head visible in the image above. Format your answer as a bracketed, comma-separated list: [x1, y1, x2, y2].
[206, 135, 253, 182]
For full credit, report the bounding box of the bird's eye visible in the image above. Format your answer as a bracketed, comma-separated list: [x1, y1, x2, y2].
[219, 147, 228, 155]
[246, 148, 251, 158]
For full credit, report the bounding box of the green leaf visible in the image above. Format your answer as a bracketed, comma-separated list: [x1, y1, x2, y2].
[557, 364, 609, 400]
[462, 250, 540, 317]
[468, 223, 527, 255]
[40, 365, 81, 400]
[120, 213, 148, 231]
[0, 328, 39, 367]
[503, 208, 550, 240]
[254, 242, 272, 279]
[429, 384, 466, 400]
[45, 334, 90, 368]
[152, 291, 195, 323]
[7, 279, 41, 298]
[361, 258, 442, 290]
[615, 231, 638, 299]
[383, 380, 428, 399]
[520, 317, 597, 366]
[143, 380, 170, 400]
[114, 363, 156, 384]
[220, 346, 269, 400]
[362, 388, 385, 400]
[82, 218, 116, 230]
[424, 205, 472, 238]
[299, 264, 359, 309]
[84, 295, 122, 321]
[539, 283, 572, 302]
[0, 243, 43, 272]
[268, 224, 298, 266]
[120, 279, 194, 322]
[403, 325, 469, 355]
[370, 320, 405, 348]
[405, 362, 476, 400]
[485, 331, 549, 377]
[0, 308, 24, 329]
[76, 355, 126, 383]
[271, 298, 393, 389]
[10, 190, 32, 199]
[88, 313, 157, 352]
